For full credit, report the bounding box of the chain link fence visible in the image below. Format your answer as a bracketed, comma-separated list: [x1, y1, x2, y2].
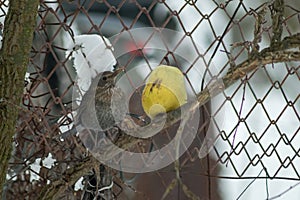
[2, 0, 300, 199]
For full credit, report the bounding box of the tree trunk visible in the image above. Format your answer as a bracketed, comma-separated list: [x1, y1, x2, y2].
[0, 0, 39, 197]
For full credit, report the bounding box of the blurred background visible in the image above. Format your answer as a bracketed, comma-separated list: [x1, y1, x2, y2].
[1, 0, 300, 199]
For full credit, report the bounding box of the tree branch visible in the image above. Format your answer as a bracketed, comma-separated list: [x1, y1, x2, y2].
[39, 1, 300, 198]
[197, 33, 300, 108]
[0, 0, 39, 197]
[38, 156, 96, 200]
[42, 31, 300, 199]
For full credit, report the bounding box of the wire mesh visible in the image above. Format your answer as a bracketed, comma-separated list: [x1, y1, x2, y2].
[2, 0, 300, 199]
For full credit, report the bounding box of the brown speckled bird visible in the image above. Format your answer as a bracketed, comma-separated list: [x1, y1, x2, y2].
[74, 68, 125, 200]
[62, 68, 126, 138]
[75, 68, 126, 132]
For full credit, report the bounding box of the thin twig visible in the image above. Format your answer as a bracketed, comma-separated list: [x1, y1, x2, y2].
[267, 182, 300, 200]
[162, 104, 200, 200]
[226, 76, 247, 167]
[236, 168, 264, 200]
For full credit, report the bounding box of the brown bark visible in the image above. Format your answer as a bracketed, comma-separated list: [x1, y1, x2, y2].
[0, 0, 39, 197]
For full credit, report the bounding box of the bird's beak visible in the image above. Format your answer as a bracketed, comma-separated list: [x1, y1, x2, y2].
[112, 67, 125, 81]
[113, 67, 124, 75]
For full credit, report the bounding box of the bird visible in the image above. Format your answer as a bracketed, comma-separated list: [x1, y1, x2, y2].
[75, 68, 127, 133]
[142, 65, 187, 118]
[61, 68, 126, 139]
[61, 68, 125, 199]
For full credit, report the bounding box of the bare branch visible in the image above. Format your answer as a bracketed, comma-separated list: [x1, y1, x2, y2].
[0, 0, 39, 196]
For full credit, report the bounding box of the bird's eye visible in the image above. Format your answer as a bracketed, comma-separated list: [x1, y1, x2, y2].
[97, 75, 108, 87]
